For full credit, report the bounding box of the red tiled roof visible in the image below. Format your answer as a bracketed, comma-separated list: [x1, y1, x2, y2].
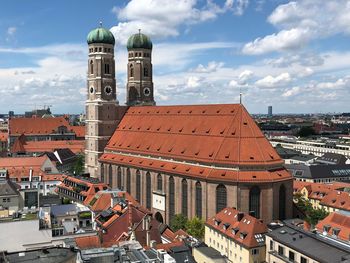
[156, 241, 184, 252]
[316, 212, 350, 242]
[105, 105, 283, 167]
[320, 190, 350, 211]
[100, 153, 291, 183]
[70, 126, 85, 138]
[102, 104, 291, 182]
[75, 235, 101, 249]
[23, 140, 84, 154]
[0, 132, 8, 142]
[87, 191, 138, 213]
[9, 117, 71, 136]
[206, 207, 268, 248]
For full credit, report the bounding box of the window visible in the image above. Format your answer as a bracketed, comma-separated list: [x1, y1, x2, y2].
[90, 60, 93, 74]
[136, 170, 141, 201]
[279, 184, 286, 220]
[195, 181, 202, 218]
[270, 240, 274, 250]
[130, 64, 134, 77]
[146, 172, 151, 209]
[278, 245, 284, 256]
[117, 167, 122, 189]
[249, 186, 261, 218]
[216, 184, 227, 213]
[104, 63, 110, 74]
[157, 174, 162, 191]
[181, 179, 188, 216]
[108, 165, 113, 187]
[126, 168, 131, 193]
[300, 256, 308, 263]
[169, 176, 175, 219]
[144, 67, 149, 77]
[289, 251, 295, 261]
[252, 249, 259, 255]
[100, 164, 104, 183]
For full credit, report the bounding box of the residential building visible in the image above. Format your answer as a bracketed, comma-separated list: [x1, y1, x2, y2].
[205, 207, 267, 263]
[193, 246, 228, 263]
[265, 219, 350, 263]
[0, 173, 21, 216]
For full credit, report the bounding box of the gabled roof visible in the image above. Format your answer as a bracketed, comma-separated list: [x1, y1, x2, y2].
[287, 163, 350, 179]
[104, 104, 283, 168]
[320, 190, 350, 211]
[25, 141, 84, 154]
[0, 180, 20, 196]
[70, 126, 85, 138]
[75, 235, 101, 249]
[9, 117, 71, 136]
[206, 207, 268, 248]
[316, 153, 347, 165]
[316, 212, 350, 242]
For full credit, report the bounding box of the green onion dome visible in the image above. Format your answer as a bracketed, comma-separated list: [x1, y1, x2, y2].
[127, 32, 152, 50]
[87, 25, 115, 45]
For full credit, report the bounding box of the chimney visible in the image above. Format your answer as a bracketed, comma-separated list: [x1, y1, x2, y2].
[237, 212, 244, 222]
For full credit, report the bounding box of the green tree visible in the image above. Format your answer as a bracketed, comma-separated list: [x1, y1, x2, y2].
[170, 214, 188, 232]
[186, 216, 205, 239]
[294, 193, 328, 226]
[297, 126, 316, 137]
[70, 154, 85, 175]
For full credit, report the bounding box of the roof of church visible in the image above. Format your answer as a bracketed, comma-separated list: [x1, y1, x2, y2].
[101, 104, 292, 183]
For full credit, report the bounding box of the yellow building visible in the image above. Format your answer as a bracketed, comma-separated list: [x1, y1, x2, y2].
[205, 207, 267, 263]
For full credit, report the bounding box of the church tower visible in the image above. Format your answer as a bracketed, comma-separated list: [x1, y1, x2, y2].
[85, 24, 119, 178]
[126, 31, 155, 106]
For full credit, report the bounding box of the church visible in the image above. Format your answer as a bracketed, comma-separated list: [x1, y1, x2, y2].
[84, 24, 293, 225]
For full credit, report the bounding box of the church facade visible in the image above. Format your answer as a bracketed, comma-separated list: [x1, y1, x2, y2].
[85, 25, 293, 224]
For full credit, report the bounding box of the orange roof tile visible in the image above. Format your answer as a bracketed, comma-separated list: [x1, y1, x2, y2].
[316, 212, 350, 242]
[23, 140, 84, 154]
[320, 190, 350, 211]
[206, 207, 268, 248]
[9, 117, 71, 136]
[75, 235, 101, 249]
[104, 104, 283, 167]
[70, 126, 85, 138]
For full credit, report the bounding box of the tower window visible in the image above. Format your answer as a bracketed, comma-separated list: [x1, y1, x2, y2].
[105, 64, 110, 74]
[181, 179, 188, 217]
[99, 47, 102, 52]
[130, 64, 134, 77]
[249, 186, 261, 218]
[144, 67, 149, 77]
[90, 61, 93, 74]
[216, 184, 227, 213]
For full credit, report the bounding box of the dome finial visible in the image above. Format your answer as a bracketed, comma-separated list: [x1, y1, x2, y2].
[99, 21, 103, 27]
[138, 28, 141, 34]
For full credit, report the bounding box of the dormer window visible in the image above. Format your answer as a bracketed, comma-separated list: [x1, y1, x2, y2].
[232, 227, 239, 235]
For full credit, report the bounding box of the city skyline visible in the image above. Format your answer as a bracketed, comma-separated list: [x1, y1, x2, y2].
[0, 0, 349, 114]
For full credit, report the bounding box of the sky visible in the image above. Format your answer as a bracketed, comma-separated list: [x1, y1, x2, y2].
[0, 0, 350, 114]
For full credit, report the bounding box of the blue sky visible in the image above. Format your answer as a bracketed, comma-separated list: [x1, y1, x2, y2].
[0, 0, 350, 114]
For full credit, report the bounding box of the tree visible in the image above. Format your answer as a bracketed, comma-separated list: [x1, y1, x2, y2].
[186, 216, 205, 239]
[70, 154, 85, 175]
[294, 193, 328, 226]
[170, 214, 188, 232]
[297, 126, 316, 137]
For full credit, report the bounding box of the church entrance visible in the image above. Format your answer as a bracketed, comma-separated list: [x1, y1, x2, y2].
[155, 212, 164, 224]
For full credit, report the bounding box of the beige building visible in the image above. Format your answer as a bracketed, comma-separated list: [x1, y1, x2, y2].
[205, 207, 267, 263]
[193, 246, 228, 263]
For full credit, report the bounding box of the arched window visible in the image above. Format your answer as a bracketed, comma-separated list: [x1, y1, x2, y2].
[90, 60, 93, 74]
[146, 172, 151, 209]
[104, 63, 110, 74]
[100, 164, 104, 183]
[108, 165, 113, 187]
[195, 181, 202, 218]
[181, 179, 188, 217]
[130, 64, 134, 77]
[216, 184, 227, 213]
[279, 184, 286, 220]
[169, 176, 175, 219]
[136, 170, 141, 201]
[144, 67, 149, 77]
[117, 167, 122, 189]
[157, 174, 162, 191]
[126, 168, 131, 193]
[249, 186, 261, 218]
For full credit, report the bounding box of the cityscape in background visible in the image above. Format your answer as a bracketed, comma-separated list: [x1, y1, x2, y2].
[1, 1, 350, 263]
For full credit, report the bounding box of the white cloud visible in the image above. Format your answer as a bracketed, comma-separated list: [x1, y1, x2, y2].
[242, 0, 350, 55]
[282, 86, 300, 97]
[255, 72, 291, 88]
[7, 27, 17, 36]
[238, 69, 253, 84]
[192, 61, 224, 73]
[110, 0, 249, 44]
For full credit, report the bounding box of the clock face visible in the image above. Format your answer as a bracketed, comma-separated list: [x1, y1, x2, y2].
[143, 87, 151, 96]
[104, 86, 112, 95]
[89, 87, 94, 94]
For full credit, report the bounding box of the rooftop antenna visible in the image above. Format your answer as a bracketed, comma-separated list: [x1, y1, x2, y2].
[239, 88, 243, 105]
[138, 28, 141, 34]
